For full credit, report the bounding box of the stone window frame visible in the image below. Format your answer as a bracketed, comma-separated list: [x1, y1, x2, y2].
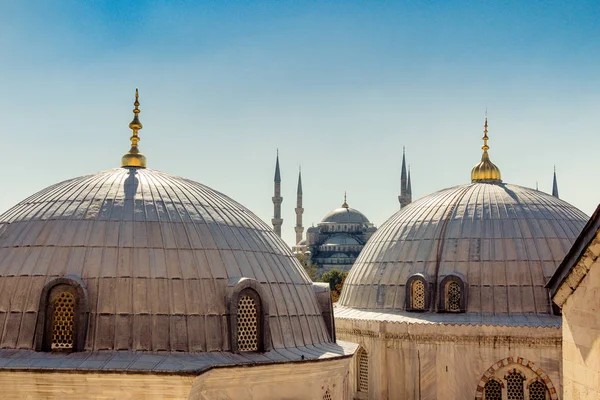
[34, 275, 89, 352]
[405, 274, 430, 311]
[526, 378, 549, 400]
[504, 368, 526, 400]
[483, 377, 503, 400]
[226, 277, 271, 353]
[356, 346, 369, 394]
[438, 274, 467, 313]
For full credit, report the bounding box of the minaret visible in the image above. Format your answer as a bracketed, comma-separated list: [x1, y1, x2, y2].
[407, 165, 412, 204]
[398, 147, 411, 208]
[272, 150, 283, 237]
[295, 167, 304, 245]
[552, 166, 559, 199]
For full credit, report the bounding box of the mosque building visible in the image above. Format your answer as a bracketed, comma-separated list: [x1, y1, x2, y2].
[334, 117, 589, 399]
[0, 91, 356, 400]
[275, 149, 414, 275]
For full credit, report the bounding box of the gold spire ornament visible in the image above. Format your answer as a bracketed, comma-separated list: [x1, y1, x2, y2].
[121, 89, 147, 168]
[342, 191, 349, 208]
[470, 115, 502, 183]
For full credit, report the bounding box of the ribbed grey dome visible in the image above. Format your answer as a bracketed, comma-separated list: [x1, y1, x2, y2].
[321, 207, 369, 224]
[0, 167, 330, 351]
[339, 182, 588, 315]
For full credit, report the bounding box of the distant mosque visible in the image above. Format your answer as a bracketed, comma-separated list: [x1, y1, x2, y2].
[272, 149, 413, 274]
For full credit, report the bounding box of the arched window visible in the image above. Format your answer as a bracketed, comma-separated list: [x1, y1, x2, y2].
[50, 291, 76, 350]
[357, 348, 369, 393]
[323, 389, 332, 400]
[439, 275, 466, 312]
[406, 274, 429, 311]
[411, 280, 425, 310]
[237, 291, 260, 352]
[36, 276, 89, 353]
[227, 278, 271, 353]
[528, 380, 547, 400]
[506, 370, 524, 400]
[446, 281, 461, 311]
[484, 379, 501, 400]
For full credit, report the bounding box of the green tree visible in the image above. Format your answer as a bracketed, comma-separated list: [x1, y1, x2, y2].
[321, 269, 348, 302]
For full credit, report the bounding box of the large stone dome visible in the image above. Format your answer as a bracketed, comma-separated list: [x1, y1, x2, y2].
[338, 182, 588, 315]
[321, 207, 370, 225]
[0, 167, 331, 351]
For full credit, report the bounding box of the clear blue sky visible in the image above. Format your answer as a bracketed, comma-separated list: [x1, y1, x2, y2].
[0, 1, 598, 246]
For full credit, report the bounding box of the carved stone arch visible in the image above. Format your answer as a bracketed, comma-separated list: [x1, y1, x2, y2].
[226, 277, 271, 353]
[34, 275, 89, 352]
[405, 273, 430, 311]
[503, 367, 526, 381]
[439, 274, 467, 312]
[474, 357, 558, 400]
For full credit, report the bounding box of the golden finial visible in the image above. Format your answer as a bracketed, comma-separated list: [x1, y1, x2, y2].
[121, 89, 147, 168]
[342, 191, 349, 208]
[470, 113, 502, 183]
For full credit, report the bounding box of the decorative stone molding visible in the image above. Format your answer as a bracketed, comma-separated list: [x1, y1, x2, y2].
[474, 356, 558, 400]
[337, 329, 561, 348]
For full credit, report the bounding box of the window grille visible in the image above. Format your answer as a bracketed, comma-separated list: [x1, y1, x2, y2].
[411, 280, 425, 310]
[529, 381, 547, 400]
[323, 389, 332, 400]
[506, 371, 524, 400]
[51, 291, 75, 350]
[237, 295, 258, 351]
[358, 348, 369, 392]
[446, 281, 461, 311]
[484, 379, 501, 400]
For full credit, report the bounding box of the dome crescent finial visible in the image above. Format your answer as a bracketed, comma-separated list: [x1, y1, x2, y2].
[121, 89, 147, 168]
[342, 191, 349, 208]
[470, 113, 502, 183]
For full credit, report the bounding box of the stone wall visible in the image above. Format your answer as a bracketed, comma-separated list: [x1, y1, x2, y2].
[337, 318, 562, 399]
[561, 257, 600, 400]
[0, 357, 351, 400]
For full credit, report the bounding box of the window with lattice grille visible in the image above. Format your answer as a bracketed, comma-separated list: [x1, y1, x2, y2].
[358, 348, 369, 392]
[237, 295, 258, 352]
[506, 371, 524, 400]
[411, 280, 425, 310]
[484, 379, 501, 400]
[529, 380, 547, 400]
[323, 389, 332, 400]
[446, 281, 461, 311]
[51, 291, 75, 350]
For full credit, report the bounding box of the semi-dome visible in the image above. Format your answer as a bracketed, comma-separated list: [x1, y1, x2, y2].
[339, 119, 588, 316]
[323, 234, 362, 246]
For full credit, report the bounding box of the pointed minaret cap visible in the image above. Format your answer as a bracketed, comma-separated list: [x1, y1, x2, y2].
[471, 114, 502, 183]
[274, 149, 281, 182]
[342, 191, 349, 208]
[552, 165, 559, 198]
[297, 166, 303, 195]
[121, 89, 147, 168]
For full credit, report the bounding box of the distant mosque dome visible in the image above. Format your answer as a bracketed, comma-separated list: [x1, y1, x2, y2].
[320, 194, 370, 225]
[339, 117, 588, 316]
